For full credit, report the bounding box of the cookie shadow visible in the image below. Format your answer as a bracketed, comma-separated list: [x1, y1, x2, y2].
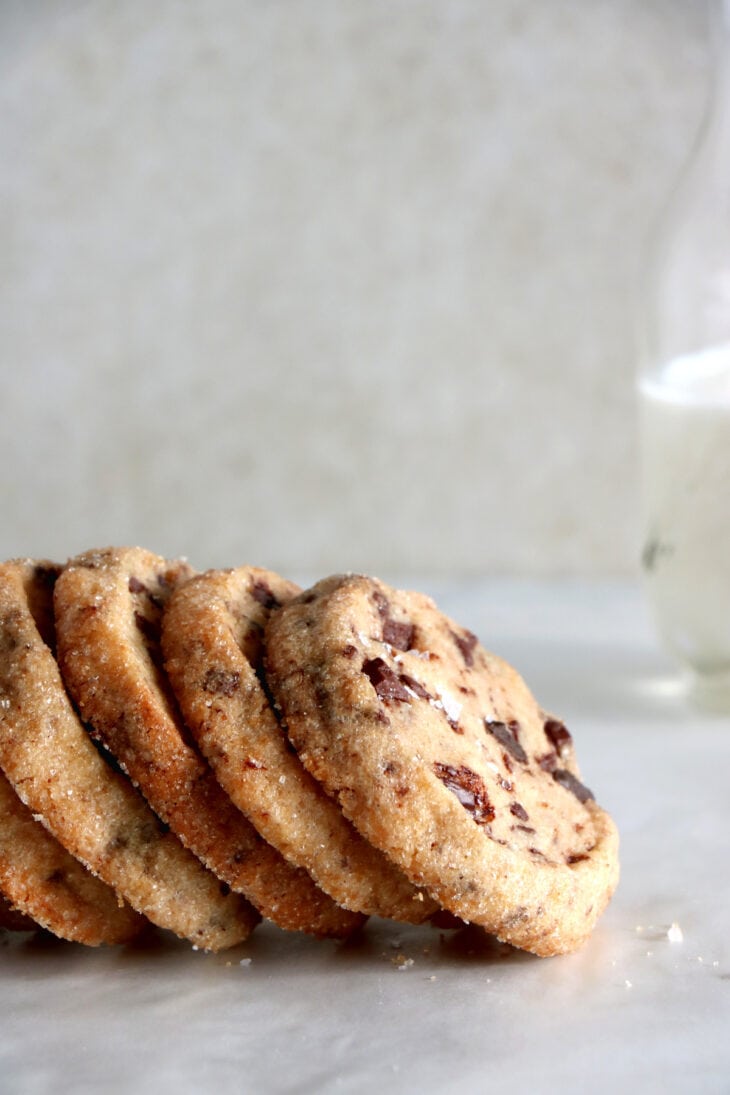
[1, 916, 536, 979]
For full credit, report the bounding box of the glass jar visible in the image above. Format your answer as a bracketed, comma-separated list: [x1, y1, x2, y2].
[638, 1, 730, 710]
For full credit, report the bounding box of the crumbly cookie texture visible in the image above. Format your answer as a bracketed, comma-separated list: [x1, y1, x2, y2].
[54, 547, 362, 940]
[162, 566, 436, 923]
[0, 558, 259, 951]
[265, 574, 619, 957]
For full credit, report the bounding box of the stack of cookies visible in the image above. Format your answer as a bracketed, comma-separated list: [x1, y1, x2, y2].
[0, 547, 619, 957]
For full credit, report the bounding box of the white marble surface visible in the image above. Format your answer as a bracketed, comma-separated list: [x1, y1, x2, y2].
[0, 1, 711, 576]
[1, 580, 728, 1094]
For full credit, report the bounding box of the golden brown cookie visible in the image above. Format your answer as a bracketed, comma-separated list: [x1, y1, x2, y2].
[54, 547, 363, 939]
[162, 566, 437, 923]
[0, 558, 259, 951]
[265, 574, 620, 957]
[0, 769, 144, 945]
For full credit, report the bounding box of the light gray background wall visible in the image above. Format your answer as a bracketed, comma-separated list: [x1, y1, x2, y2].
[0, 0, 710, 579]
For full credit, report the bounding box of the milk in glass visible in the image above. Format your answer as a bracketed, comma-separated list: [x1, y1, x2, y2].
[639, 343, 730, 692]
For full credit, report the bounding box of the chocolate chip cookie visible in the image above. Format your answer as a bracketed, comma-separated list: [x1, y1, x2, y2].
[162, 566, 436, 922]
[55, 548, 363, 939]
[0, 558, 259, 951]
[265, 574, 619, 956]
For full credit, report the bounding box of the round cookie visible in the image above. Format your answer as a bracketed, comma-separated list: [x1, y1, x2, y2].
[265, 574, 620, 957]
[54, 548, 363, 939]
[0, 558, 259, 951]
[162, 566, 437, 923]
[0, 769, 144, 945]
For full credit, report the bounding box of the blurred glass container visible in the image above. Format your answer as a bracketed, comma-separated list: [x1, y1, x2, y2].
[638, 0, 730, 710]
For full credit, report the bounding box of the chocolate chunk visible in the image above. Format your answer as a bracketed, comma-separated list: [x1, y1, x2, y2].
[433, 762, 495, 825]
[400, 674, 431, 700]
[371, 591, 418, 650]
[250, 580, 279, 610]
[382, 618, 415, 651]
[510, 802, 529, 822]
[512, 824, 536, 835]
[372, 590, 390, 619]
[202, 667, 241, 697]
[128, 576, 147, 594]
[342, 644, 358, 659]
[537, 750, 558, 772]
[544, 718, 573, 757]
[552, 768, 594, 803]
[484, 720, 528, 764]
[451, 628, 478, 667]
[363, 658, 411, 703]
[567, 853, 589, 865]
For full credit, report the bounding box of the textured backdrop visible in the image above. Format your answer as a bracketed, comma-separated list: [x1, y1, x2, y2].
[0, 0, 709, 578]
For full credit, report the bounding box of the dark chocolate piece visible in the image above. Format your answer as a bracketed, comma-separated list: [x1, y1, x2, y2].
[433, 762, 495, 825]
[537, 751, 558, 772]
[484, 720, 528, 764]
[363, 658, 411, 703]
[400, 674, 431, 700]
[544, 718, 573, 757]
[382, 618, 415, 651]
[552, 768, 594, 803]
[451, 628, 478, 667]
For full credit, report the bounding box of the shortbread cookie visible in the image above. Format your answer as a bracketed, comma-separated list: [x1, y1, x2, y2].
[55, 548, 363, 939]
[162, 566, 437, 922]
[0, 769, 143, 945]
[265, 574, 620, 957]
[0, 559, 259, 951]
